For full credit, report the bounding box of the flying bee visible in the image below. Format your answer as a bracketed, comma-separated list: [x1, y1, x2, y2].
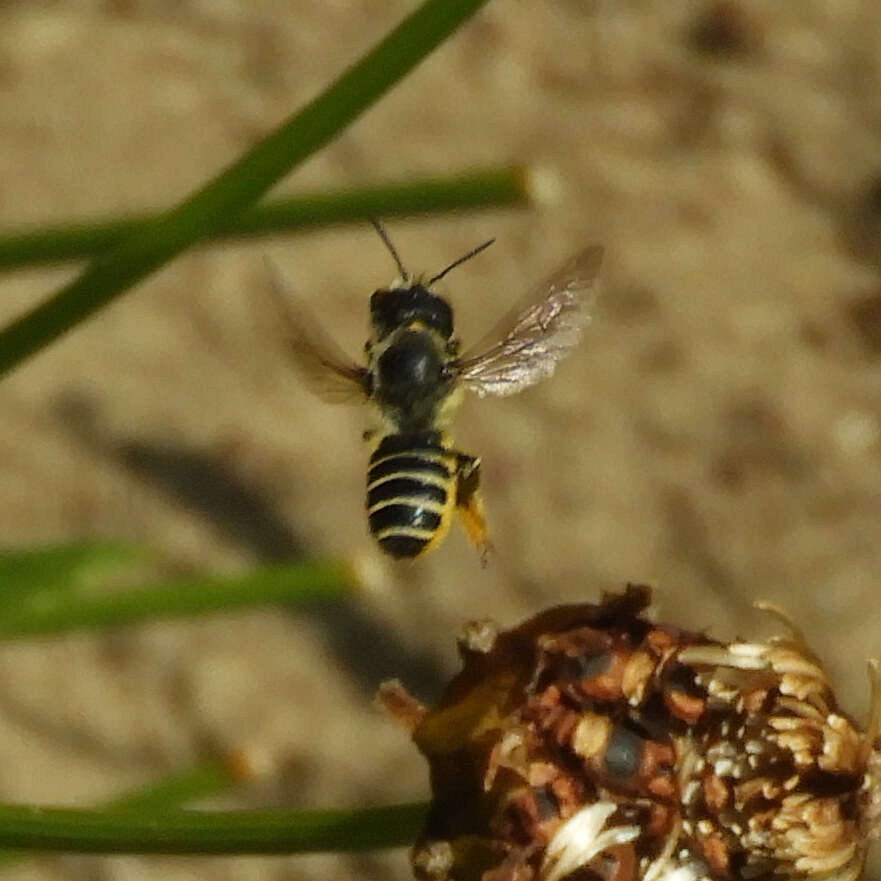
[267, 222, 603, 562]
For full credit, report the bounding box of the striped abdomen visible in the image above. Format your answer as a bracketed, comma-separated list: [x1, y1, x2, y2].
[367, 432, 456, 559]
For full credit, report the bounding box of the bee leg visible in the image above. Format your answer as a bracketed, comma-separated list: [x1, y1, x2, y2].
[454, 453, 493, 566]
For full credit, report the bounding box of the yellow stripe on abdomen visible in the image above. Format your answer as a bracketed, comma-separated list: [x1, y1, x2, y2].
[367, 432, 456, 559]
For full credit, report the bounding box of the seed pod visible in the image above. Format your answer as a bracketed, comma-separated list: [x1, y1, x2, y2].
[384, 585, 881, 881]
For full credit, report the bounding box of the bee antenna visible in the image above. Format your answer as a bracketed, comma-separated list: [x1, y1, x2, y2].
[427, 238, 495, 286]
[369, 217, 409, 282]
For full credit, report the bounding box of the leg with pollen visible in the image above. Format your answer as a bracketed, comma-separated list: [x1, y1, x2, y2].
[454, 453, 492, 565]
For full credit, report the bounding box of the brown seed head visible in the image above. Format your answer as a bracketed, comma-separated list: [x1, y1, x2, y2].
[400, 586, 879, 881]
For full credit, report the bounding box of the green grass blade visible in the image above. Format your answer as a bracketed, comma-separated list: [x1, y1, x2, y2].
[0, 0, 491, 378]
[0, 167, 528, 271]
[0, 541, 147, 598]
[107, 758, 250, 814]
[0, 757, 254, 866]
[0, 561, 352, 639]
[0, 802, 426, 854]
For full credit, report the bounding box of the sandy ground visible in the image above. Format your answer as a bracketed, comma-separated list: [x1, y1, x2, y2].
[0, 1, 880, 879]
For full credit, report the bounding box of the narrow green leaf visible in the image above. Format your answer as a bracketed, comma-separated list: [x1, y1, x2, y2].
[0, 802, 426, 854]
[0, 168, 528, 271]
[0, 561, 352, 638]
[107, 759, 247, 814]
[0, 0, 492, 377]
[0, 758, 253, 865]
[0, 541, 147, 598]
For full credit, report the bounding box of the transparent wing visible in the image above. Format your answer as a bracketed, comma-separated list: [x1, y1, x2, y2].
[451, 245, 603, 398]
[264, 259, 370, 404]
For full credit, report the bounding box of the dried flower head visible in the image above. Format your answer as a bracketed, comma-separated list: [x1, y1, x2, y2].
[381, 586, 881, 881]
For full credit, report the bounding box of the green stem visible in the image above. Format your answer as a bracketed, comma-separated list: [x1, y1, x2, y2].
[0, 561, 351, 638]
[0, 758, 253, 865]
[0, 168, 527, 271]
[0, 0, 491, 377]
[0, 802, 426, 854]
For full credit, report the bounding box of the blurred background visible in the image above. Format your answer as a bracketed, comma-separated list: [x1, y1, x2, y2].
[0, 1, 880, 879]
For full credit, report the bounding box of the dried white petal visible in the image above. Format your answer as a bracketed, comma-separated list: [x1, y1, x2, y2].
[542, 802, 639, 881]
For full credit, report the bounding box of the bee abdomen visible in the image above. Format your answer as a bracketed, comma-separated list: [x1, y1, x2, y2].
[367, 434, 455, 559]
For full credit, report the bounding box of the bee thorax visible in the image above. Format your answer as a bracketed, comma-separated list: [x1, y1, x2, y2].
[374, 330, 450, 430]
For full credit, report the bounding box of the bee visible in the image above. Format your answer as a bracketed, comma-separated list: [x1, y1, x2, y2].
[267, 222, 603, 562]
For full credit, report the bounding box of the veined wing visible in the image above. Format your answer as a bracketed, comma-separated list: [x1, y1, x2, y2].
[265, 259, 370, 403]
[451, 245, 602, 398]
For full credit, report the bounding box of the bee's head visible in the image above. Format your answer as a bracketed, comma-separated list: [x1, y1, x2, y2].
[366, 219, 494, 345]
[369, 285, 454, 341]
